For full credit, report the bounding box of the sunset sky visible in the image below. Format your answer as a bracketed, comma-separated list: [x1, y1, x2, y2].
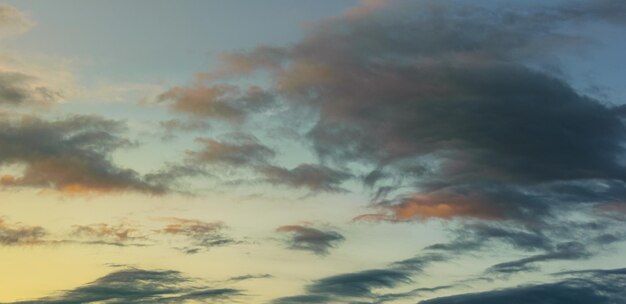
[0, 1, 625, 303]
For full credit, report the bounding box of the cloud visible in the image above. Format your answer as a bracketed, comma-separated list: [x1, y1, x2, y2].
[0, 218, 46, 246]
[423, 223, 553, 254]
[419, 267, 626, 304]
[373, 285, 457, 304]
[388, 253, 449, 272]
[158, 118, 211, 140]
[486, 241, 590, 274]
[259, 164, 351, 193]
[307, 269, 411, 298]
[158, 82, 274, 123]
[272, 294, 332, 304]
[272, 252, 446, 303]
[10, 268, 244, 304]
[182, 136, 351, 193]
[204, 0, 626, 224]
[276, 224, 345, 256]
[158, 217, 237, 254]
[70, 223, 146, 246]
[0, 114, 169, 195]
[0, 5, 71, 108]
[227, 273, 273, 282]
[186, 134, 276, 168]
[0, 71, 62, 107]
[0, 4, 33, 37]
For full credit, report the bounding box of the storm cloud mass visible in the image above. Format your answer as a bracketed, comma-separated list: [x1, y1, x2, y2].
[210, 0, 626, 224]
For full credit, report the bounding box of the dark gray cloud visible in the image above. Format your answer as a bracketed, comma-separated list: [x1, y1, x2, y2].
[373, 284, 457, 304]
[307, 269, 412, 298]
[227, 273, 273, 282]
[276, 224, 345, 256]
[206, 0, 626, 224]
[0, 114, 169, 194]
[272, 294, 332, 304]
[198, 0, 626, 282]
[424, 223, 554, 254]
[421, 218, 625, 277]
[554, 267, 626, 277]
[259, 164, 351, 193]
[0, 218, 46, 246]
[272, 252, 447, 303]
[10, 268, 243, 304]
[419, 267, 626, 304]
[389, 253, 449, 272]
[487, 241, 590, 274]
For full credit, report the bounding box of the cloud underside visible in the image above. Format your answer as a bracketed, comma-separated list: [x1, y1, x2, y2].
[10, 268, 243, 304]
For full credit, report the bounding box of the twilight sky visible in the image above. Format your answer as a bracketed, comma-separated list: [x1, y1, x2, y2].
[0, 1, 625, 303]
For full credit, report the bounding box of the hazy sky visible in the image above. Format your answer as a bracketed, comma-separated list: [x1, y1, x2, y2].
[0, 1, 625, 303]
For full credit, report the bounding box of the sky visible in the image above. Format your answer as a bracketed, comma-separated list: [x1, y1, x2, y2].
[0, 0, 625, 303]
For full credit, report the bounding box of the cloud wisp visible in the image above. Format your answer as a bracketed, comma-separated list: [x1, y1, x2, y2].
[158, 217, 238, 254]
[272, 252, 447, 303]
[420, 267, 626, 304]
[9, 267, 244, 304]
[0, 217, 46, 246]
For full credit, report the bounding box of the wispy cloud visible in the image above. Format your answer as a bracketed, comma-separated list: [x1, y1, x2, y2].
[157, 217, 238, 254]
[420, 267, 626, 304]
[9, 267, 244, 304]
[0, 217, 46, 246]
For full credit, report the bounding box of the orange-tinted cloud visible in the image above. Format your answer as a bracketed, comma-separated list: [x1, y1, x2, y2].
[390, 193, 503, 221]
[158, 83, 274, 122]
[355, 192, 505, 222]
